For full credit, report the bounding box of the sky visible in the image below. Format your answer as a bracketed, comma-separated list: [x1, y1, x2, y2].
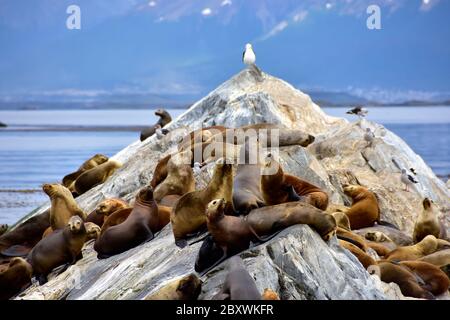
[0, 0, 449, 105]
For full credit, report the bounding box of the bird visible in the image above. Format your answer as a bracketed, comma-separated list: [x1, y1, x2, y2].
[401, 169, 418, 192]
[364, 128, 375, 147]
[155, 125, 169, 139]
[346, 106, 368, 119]
[193, 162, 202, 175]
[243, 43, 256, 66]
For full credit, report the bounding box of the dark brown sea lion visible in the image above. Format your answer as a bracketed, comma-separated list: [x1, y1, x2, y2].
[151, 154, 171, 189]
[0, 210, 50, 258]
[399, 261, 449, 295]
[140, 108, 172, 141]
[171, 158, 234, 248]
[212, 256, 261, 300]
[62, 154, 109, 191]
[154, 151, 195, 202]
[385, 235, 439, 262]
[144, 274, 202, 300]
[74, 160, 122, 195]
[85, 198, 129, 226]
[413, 198, 446, 243]
[261, 155, 328, 210]
[29, 216, 88, 285]
[94, 186, 162, 259]
[246, 202, 337, 241]
[232, 137, 265, 215]
[195, 235, 225, 273]
[369, 261, 435, 299]
[342, 184, 380, 230]
[0, 257, 33, 300]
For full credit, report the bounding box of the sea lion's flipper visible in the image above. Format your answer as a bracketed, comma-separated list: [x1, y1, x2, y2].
[284, 185, 301, 202]
[336, 235, 366, 251]
[1, 245, 31, 257]
[376, 220, 399, 230]
[189, 233, 210, 246]
[37, 274, 48, 286]
[62, 171, 82, 188]
[175, 239, 189, 248]
[97, 252, 113, 260]
[198, 251, 229, 277]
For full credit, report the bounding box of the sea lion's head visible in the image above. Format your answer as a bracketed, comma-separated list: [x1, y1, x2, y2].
[84, 222, 101, 240]
[331, 212, 351, 231]
[214, 158, 233, 175]
[155, 108, 171, 122]
[343, 184, 367, 199]
[422, 198, 434, 210]
[206, 198, 226, 222]
[68, 215, 85, 234]
[0, 224, 8, 235]
[320, 214, 337, 241]
[419, 235, 438, 254]
[92, 154, 109, 165]
[107, 160, 123, 170]
[137, 186, 154, 203]
[176, 274, 203, 300]
[42, 183, 72, 199]
[96, 199, 127, 216]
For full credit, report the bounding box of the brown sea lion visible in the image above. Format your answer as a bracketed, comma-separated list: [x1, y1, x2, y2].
[232, 137, 264, 215]
[84, 222, 101, 241]
[151, 154, 171, 189]
[194, 235, 225, 274]
[0, 224, 8, 236]
[154, 151, 195, 202]
[385, 235, 439, 262]
[0, 210, 50, 258]
[336, 227, 369, 251]
[29, 216, 88, 285]
[419, 249, 450, 268]
[342, 184, 380, 230]
[400, 261, 449, 295]
[85, 198, 129, 227]
[212, 256, 261, 300]
[413, 198, 446, 243]
[140, 108, 172, 142]
[42, 183, 86, 238]
[62, 154, 109, 191]
[339, 240, 376, 269]
[369, 261, 435, 299]
[0, 257, 33, 300]
[74, 160, 122, 195]
[94, 186, 163, 259]
[171, 158, 234, 248]
[144, 274, 202, 300]
[332, 212, 351, 231]
[262, 288, 280, 300]
[261, 155, 328, 210]
[246, 202, 337, 241]
[206, 124, 315, 148]
[178, 126, 228, 151]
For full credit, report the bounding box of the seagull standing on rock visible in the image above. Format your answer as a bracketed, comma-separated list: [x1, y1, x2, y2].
[193, 162, 202, 175]
[155, 125, 169, 139]
[243, 43, 256, 65]
[401, 169, 418, 192]
[347, 106, 368, 119]
[364, 128, 375, 147]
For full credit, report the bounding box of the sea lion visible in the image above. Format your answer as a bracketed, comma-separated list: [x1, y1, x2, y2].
[154, 151, 195, 202]
[332, 212, 351, 231]
[62, 154, 108, 191]
[246, 202, 337, 241]
[84, 222, 101, 241]
[100, 205, 170, 235]
[355, 226, 412, 247]
[413, 198, 446, 243]
[42, 183, 86, 238]
[262, 288, 280, 300]
[194, 235, 225, 273]
[385, 235, 439, 262]
[159, 194, 181, 207]
[151, 154, 171, 189]
[339, 240, 376, 269]
[0, 257, 33, 300]
[178, 126, 228, 151]
[369, 261, 435, 299]
[0, 210, 50, 258]
[74, 160, 122, 195]
[206, 124, 315, 148]
[261, 155, 328, 210]
[342, 184, 380, 230]
[232, 137, 264, 215]
[171, 158, 234, 248]
[212, 256, 261, 300]
[400, 261, 449, 295]
[94, 186, 163, 259]
[140, 108, 172, 141]
[85, 198, 129, 227]
[29, 216, 88, 285]
[144, 274, 202, 300]
[419, 249, 450, 268]
[0, 224, 8, 236]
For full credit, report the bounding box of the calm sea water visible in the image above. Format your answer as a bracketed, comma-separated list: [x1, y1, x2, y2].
[0, 107, 448, 224]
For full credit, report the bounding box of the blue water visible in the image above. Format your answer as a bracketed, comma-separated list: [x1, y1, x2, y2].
[0, 107, 448, 224]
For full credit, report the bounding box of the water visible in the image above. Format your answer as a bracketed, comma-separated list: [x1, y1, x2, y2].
[0, 107, 448, 224]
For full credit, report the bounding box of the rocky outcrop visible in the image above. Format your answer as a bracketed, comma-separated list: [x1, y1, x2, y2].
[14, 68, 450, 300]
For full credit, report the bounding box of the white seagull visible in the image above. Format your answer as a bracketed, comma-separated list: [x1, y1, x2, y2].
[364, 128, 375, 147]
[193, 162, 202, 175]
[401, 169, 418, 192]
[347, 106, 368, 119]
[243, 43, 256, 66]
[155, 124, 169, 139]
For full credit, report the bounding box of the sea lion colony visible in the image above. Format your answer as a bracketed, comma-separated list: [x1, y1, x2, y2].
[0, 110, 449, 300]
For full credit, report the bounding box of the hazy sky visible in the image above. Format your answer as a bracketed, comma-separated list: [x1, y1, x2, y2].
[0, 0, 449, 103]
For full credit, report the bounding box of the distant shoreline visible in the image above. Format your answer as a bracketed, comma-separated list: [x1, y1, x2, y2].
[0, 125, 146, 132]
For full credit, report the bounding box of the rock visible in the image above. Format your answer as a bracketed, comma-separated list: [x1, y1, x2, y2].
[0, 121, 6, 127]
[13, 68, 450, 300]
